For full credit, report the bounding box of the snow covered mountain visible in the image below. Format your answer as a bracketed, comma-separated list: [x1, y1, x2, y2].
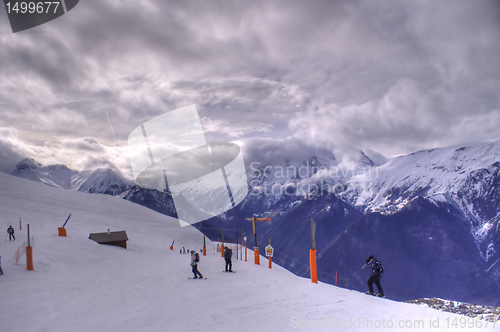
[10, 158, 177, 217]
[340, 138, 500, 289]
[8, 137, 500, 306]
[341, 138, 500, 217]
[2, 171, 490, 332]
[12, 158, 133, 194]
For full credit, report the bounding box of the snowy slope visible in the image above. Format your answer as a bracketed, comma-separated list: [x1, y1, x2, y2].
[0, 172, 498, 332]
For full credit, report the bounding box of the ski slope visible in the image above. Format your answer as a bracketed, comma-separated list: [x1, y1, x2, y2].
[0, 171, 498, 332]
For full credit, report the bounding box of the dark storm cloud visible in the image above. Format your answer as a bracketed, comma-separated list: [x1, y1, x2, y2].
[0, 0, 499, 172]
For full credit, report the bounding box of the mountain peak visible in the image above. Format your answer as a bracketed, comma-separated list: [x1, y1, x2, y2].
[15, 158, 42, 170]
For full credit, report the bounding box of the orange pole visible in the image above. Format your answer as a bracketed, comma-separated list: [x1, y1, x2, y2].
[221, 230, 225, 258]
[26, 246, 34, 271]
[203, 246, 206, 256]
[310, 249, 317, 283]
[269, 256, 272, 269]
[254, 248, 260, 265]
[245, 244, 247, 261]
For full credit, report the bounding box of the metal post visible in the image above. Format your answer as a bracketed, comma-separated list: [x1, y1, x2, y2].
[239, 228, 242, 260]
[252, 217, 257, 248]
[311, 218, 316, 250]
[252, 217, 259, 265]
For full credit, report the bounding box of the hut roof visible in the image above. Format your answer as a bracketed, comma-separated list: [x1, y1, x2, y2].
[89, 230, 128, 244]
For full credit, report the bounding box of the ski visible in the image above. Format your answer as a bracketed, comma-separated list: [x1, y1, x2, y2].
[188, 277, 207, 279]
[222, 271, 236, 273]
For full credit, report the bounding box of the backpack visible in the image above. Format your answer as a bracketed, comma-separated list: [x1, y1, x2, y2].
[194, 253, 200, 262]
[374, 260, 383, 274]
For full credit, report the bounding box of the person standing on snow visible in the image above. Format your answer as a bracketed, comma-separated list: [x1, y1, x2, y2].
[362, 255, 384, 297]
[224, 246, 233, 272]
[190, 250, 203, 279]
[7, 225, 15, 241]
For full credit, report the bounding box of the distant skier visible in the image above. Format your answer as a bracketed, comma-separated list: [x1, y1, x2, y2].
[7, 225, 15, 241]
[0, 256, 3, 275]
[362, 255, 384, 297]
[224, 246, 233, 272]
[190, 250, 203, 279]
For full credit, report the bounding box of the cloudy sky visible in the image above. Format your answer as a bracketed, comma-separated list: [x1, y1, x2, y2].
[1, 0, 500, 178]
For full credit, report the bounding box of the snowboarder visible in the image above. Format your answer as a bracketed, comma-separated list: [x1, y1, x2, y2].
[362, 255, 384, 297]
[224, 246, 233, 272]
[190, 250, 203, 279]
[7, 225, 15, 241]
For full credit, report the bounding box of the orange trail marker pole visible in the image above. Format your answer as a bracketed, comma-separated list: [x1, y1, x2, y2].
[26, 224, 33, 271]
[203, 236, 206, 256]
[244, 237, 247, 261]
[252, 217, 260, 265]
[221, 230, 225, 258]
[310, 218, 317, 283]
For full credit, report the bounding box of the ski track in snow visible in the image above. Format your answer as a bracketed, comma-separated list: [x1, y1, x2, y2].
[0, 172, 499, 332]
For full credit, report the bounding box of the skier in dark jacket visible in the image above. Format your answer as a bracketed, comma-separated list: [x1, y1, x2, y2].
[362, 255, 384, 297]
[7, 225, 15, 241]
[190, 251, 203, 279]
[224, 246, 233, 272]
